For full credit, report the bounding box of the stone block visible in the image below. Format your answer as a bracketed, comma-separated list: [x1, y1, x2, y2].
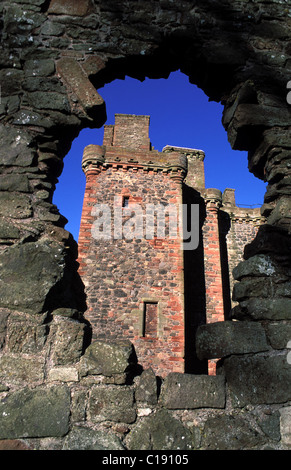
[0, 309, 9, 349]
[48, 366, 79, 382]
[0, 220, 20, 241]
[280, 407, 291, 446]
[0, 354, 45, 386]
[232, 277, 271, 301]
[3, 6, 44, 36]
[0, 240, 73, 314]
[24, 59, 55, 77]
[0, 69, 24, 96]
[267, 196, 291, 227]
[56, 57, 105, 124]
[62, 426, 124, 450]
[79, 339, 136, 377]
[233, 298, 291, 321]
[244, 225, 291, 261]
[228, 103, 291, 150]
[249, 128, 291, 175]
[233, 254, 277, 280]
[49, 316, 86, 365]
[7, 312, 48, 353]
[82, 56, 106, 77]
[222, 353, 291, 407]
[0, 192, 32, 219]
[135, 368, 158, 405]
[0, 439, 32, 450]
[0, 385, 70, 439]
[0, 174, 30, 193]
[126, 409, 193, 451]
[26, 91, 70, 113]
[88, 385, 136, 424]
[48, 0, 94, 16]
[196, 321, 269, 360]
[159, 373, 225, 409]
[264, 321, 291, 350]
[13, 110, 51, 128]
[201, 413, 266, 450]
[40, 20, 65, 37]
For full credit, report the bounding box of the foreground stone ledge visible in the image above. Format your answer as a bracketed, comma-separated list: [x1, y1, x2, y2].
[159, 373, 225, 409]
[196, 320, 269, 360]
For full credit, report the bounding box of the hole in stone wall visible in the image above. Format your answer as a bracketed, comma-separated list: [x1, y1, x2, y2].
[53, 70, 267, 242]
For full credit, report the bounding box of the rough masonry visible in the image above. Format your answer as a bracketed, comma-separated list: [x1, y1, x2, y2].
[0, 0, 290, 450]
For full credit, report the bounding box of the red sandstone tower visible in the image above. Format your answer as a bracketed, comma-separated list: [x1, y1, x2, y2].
[78, 114, 263, 377]
[78, 114, 188, 376]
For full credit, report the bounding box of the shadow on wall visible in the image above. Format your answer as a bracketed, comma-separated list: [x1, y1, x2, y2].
[182, 184, 208, 374]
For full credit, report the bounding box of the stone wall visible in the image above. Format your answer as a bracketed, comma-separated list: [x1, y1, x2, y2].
[0, 0, 290, 451]
[0, 337, 290, 450]
[221, 189, 264, 307]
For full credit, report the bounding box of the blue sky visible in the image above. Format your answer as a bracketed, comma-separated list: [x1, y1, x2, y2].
[53, 71, 266, 241]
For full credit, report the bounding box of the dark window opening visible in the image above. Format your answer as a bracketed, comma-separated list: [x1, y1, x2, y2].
[122, 196, 130, 208]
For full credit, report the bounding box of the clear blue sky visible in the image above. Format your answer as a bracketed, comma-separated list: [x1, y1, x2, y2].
[53, 70, 266, 241]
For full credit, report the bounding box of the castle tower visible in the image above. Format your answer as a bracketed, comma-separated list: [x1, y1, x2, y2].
[78, 114, 191, 376]
[78, 113, 264, 377]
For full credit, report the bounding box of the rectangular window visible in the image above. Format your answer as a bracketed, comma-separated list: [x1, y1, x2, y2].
[122, 196, 129, 208]
[142, 302, 158, 337]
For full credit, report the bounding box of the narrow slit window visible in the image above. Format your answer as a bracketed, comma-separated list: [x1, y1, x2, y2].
[143, 302, 158, 337]
[122, 196, 129, 208]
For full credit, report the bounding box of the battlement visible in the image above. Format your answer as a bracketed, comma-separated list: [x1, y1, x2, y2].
[103, 113, 151, 150]
[163, 145, 205, 160]
[82, 115, 207, 187]
[82, 143, 188, 177]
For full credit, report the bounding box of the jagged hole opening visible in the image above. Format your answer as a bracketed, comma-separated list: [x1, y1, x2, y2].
[53, 68, 267, 375]
[53, 70, 266, 241]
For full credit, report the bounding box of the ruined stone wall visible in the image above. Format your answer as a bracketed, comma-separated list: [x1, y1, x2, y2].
[223, 204, 264, 307]
[0, 0, 290, 451]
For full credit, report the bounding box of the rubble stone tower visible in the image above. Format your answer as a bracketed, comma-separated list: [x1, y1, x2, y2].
[78, 114, 189, 376]
[78, 114, 263, 377]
